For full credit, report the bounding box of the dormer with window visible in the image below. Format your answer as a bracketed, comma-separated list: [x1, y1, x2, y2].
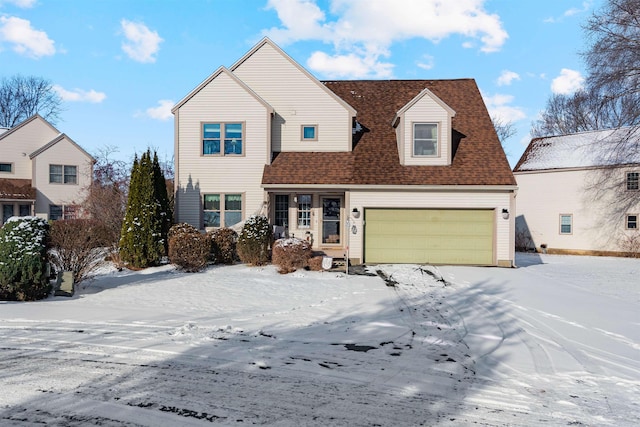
[392, 87, 455, 166]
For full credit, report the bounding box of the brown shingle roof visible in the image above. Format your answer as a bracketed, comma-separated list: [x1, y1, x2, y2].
[0, 179, 36, 200]
[262, 79, 516, 187]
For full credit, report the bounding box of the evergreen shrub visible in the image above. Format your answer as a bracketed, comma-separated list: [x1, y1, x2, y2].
[168, 231, 210, 272]
[237, 215, 272, 266]
[0, 217, 50, 301]
[209, 228, 238, 264]
[272, 238, 312, 274]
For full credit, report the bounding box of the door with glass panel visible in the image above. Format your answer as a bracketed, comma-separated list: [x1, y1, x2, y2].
[321, 197, 342, 245]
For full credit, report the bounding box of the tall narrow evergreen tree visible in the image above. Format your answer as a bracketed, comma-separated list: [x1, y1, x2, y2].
[152, 151, 173, 251]
[119, 149, 170, 268]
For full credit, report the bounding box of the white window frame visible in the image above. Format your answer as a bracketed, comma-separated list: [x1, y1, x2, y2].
[626, 171, 639, 191]
[626, 214, 638, 230]
[559, 214, 573, 235]
[412, 122, 439, 157]
[297, 194, 312, 228]
[49, 164, 77, 184]
[301, 125, 318, 141]
[0, 162, 12, 173]
[203, 193, 244, 228]
[202, 122, 245, 156]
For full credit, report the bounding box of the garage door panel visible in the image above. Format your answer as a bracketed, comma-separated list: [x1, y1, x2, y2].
[364, 209, 494, 265]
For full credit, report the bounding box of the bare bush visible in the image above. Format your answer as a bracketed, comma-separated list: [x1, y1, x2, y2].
[209, 228, 238, 264]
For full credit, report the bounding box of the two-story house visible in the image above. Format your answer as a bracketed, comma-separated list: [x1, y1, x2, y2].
[514, 127, 640, 255]
[173, 38, 517, 266]
[0, 114, 94, 224]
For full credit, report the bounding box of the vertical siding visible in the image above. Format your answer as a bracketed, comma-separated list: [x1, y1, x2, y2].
[176, 71, 269, 228]
[402, 96, 451, 166]
[31, 139, 92, 215]
[515, 168, 640, 252]
[349, 190, 513, 264]
[232, 43, 353, 152]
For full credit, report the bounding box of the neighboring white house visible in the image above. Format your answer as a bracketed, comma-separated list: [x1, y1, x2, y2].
[173, 38, 517, 266]
[514, 128, 640, 255]
[0, 114, 94, 224]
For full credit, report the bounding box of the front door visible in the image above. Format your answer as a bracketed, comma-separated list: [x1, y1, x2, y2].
[321, 197, 342, 245]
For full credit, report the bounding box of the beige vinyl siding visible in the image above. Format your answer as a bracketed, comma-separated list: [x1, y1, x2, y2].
[515, 168, 640, 253]
[232, 43, 352, 153]
[0, 117, 59, 179]
[31, 138, 92, 216]
[401, 96, 451, 166]
[175, 71, 270, 228]
[348, 190, 514, 265]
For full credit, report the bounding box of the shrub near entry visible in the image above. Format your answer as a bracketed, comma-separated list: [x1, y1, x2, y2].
[0, 217, 50, 301]
[272, 238, 312, 274]
[237, 215, 272, 266]
[209, 227, 238, 264]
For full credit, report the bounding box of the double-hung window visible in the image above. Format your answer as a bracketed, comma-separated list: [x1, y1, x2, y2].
[203, 193, 243, 228]
[297, 194, 311, 228]
[413, 123, 438, 156]
[559, 214, 573, 234]
[626, 214, 638, 230]
[202, 123, 243, 155]
[627, 172, 639, 191]
[49, 165, 77, 184]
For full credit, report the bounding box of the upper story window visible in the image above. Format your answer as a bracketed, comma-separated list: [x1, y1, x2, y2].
[413, 123, 438, 156]
[627, 172, 639, 190]
[626, 214, 638, 230]
[203, 122, 243, 156]
[0, 163, 12, 173]
[49, 164, 77, 184]
[301, 125, 318, 141]
[559, 214, 573, 235]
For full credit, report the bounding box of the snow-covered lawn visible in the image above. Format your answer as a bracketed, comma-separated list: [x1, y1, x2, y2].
[1, 253, 638, 426]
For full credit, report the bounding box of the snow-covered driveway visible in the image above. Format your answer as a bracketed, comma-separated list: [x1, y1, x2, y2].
[0, 254, 638, 426]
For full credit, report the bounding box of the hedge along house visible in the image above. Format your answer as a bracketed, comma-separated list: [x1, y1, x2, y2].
[173, 38, 517, 266]
[0, 114, 94, 224]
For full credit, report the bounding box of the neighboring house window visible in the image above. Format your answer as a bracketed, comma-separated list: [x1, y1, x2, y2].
[0, 163, 12, 173]
[202, 123, 243, 155]
[19, 204, 30, 216]
[301, 125, 318, 141]
[627, 172, 639, 190]
[49, 205, 63, 220]
[50, 165, 77, 184]
[275, 195, 289, 227]
[413, 123, 438, 156]
[203, 193, 243, 227]
[2, 205, 13, 223]
[626, 214, 638, 230]
[297, 194, 311, 228]
[559, 214, 573, 234]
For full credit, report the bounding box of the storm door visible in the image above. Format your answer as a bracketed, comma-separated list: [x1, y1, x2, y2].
[321, 197, 342, 245]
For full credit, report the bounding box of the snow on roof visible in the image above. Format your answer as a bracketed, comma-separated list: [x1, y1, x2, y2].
[514, 127, 640, 172]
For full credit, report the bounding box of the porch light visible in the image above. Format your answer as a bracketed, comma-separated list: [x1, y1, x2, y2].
[352, 207, 360, 219]
[502, 208, 509, 220]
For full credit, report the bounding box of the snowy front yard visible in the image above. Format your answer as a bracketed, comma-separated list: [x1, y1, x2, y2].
[1, 253, 639, 426]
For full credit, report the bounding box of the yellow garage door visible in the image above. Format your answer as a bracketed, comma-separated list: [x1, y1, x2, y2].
[364, 209, 494, 265]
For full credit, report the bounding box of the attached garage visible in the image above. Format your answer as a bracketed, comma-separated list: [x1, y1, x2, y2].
[364, 209, 495, 265]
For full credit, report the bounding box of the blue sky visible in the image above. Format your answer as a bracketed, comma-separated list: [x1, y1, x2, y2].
[1, 0, 600, 167]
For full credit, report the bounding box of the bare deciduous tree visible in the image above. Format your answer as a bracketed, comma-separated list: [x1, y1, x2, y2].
[0, 75, 63, 128]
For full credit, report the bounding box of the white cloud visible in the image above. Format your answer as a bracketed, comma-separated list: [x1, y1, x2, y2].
[1, 0, 37, 7]
[0, 16, 55, 58]
[264, 0, 508, 78]
[496, 70, 520, 86]
[307, 51, 393, 79]
[53, 85, 106, 103]
[545, 1, 593, 23]
[141, 99, 174, 121]
[551, 68, 585, 95]
[120, 19, 163, 63]
[483, 92, 526, 123]
[416, 54, 434, 71]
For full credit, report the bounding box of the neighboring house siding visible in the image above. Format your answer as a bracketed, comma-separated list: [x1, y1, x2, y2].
[175, 71, 270, 228]
[0, 118, 58, 180]
[401, 96, 451, 166]
[31, 138, 92, 215]
[232, 42, 353, 153]
[515, 168, 639, 252]
[348, 190, 514, 265]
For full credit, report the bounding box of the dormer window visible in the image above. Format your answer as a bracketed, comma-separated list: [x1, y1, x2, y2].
[413, 123, 438, 157]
